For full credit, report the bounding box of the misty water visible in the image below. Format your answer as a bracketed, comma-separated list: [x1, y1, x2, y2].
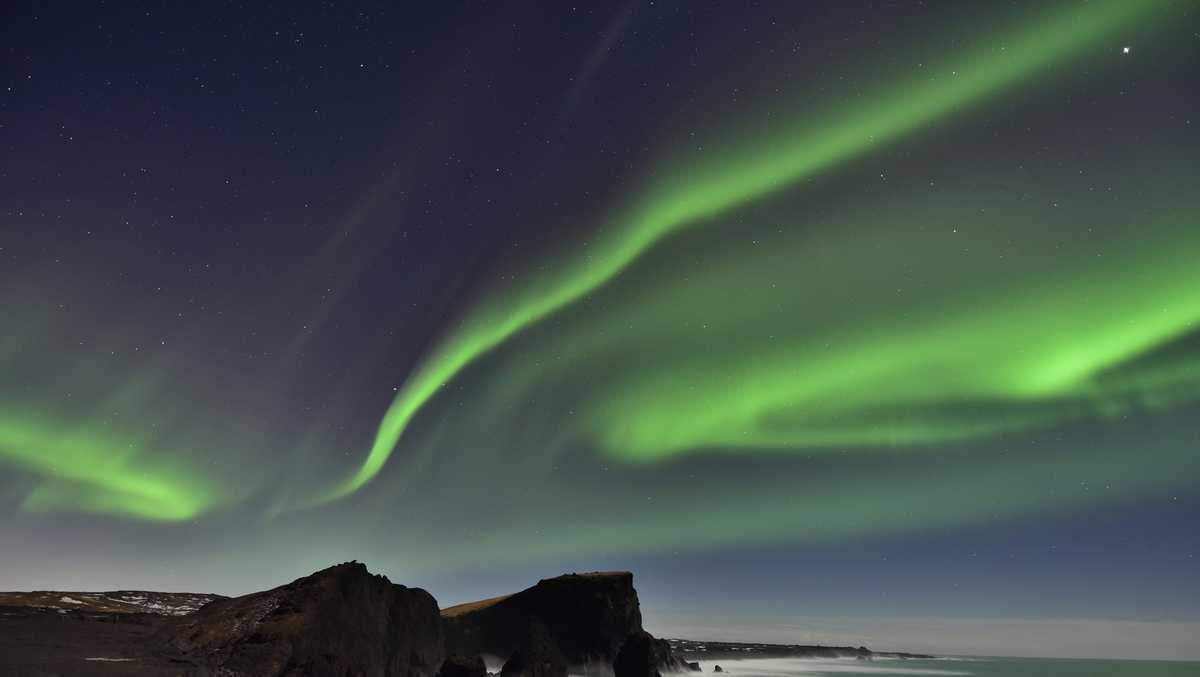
[683, 657, 1200, 677]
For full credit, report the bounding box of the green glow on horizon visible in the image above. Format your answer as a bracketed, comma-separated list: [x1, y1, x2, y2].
[321, 0, 1171, 501]
[0, 413, 215, 521]
[388, 416, 1199, 571]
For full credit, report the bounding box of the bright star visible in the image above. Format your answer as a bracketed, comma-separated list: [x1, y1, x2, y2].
[1122, 46, 1131, 54]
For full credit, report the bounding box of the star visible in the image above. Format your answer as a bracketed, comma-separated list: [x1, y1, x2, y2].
[1122, 46, 1131, 54]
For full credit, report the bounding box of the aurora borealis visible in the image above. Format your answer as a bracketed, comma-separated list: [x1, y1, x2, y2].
[1, 0, 1198, 660]
[331, 0, 1184, 500]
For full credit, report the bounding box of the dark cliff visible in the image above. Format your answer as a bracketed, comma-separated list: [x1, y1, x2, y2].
[443, 570, 691, 676]
[158, 561, 444, 677]
[442, 571, 641, 671]
[615, 631, 697, 677]
[0, 563, 737, 677]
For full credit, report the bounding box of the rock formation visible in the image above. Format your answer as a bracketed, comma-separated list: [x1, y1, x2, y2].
[498, 619, 568, 677]
[438, 654, 489, 677]
[4, 561, 912, 677]
[158, 561, 444, 677]
[443, 571, 688, 676]
[614, 630, 696, 677]
[443, 571, 641, 671]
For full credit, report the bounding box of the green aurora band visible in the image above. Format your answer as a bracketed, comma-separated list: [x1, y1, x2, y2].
[4, 0, 1194, 540]
[321, 0, 1180, 500]
[0, 293, 260, 522]
[578, 204, 1200, 461]
[0, 413, 214, 521]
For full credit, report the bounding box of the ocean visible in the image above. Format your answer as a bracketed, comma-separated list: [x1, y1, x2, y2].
[691, 657, 1200, 677]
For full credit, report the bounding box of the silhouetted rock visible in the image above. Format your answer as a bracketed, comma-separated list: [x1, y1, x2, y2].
[443, 571, 642, 673]
[0, 564, 932, 676]
[439, 654, 489, 677]
[499, 619, 568, 677]
[614, 631, 699, 677]
[713, 666, 723, 673]
[158, 561, 444, 677]
[614, 631, 661, 677]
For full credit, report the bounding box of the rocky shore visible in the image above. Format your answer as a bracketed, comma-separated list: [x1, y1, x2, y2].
[0, 561, 926, 677]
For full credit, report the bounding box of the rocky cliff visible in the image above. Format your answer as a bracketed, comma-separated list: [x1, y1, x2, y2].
[442, 571, 688, 677]
[443, 572, 639, 669]
[158, 561, 444, 677]
[1, 562, 842, 677]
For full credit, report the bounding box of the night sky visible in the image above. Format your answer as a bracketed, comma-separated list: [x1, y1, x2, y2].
[2, 0, 1198, 661]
